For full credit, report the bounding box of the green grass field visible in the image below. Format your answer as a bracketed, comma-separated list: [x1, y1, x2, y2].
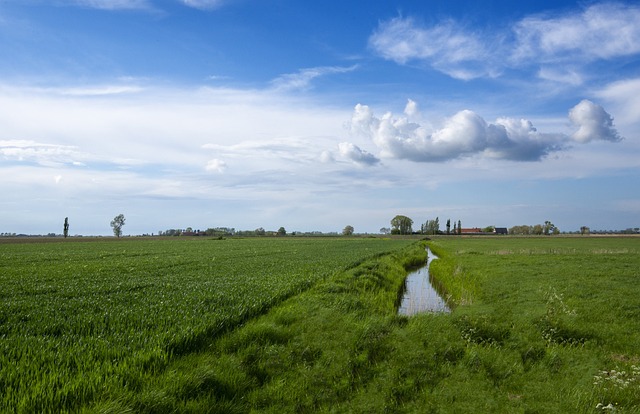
[2, 236, 639, 413]
[0, 237, 415, 412]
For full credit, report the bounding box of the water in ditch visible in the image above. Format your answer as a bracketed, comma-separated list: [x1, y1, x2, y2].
[398, 248, 451, 315]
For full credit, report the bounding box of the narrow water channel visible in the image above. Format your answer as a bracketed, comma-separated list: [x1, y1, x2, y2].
[398, 248, 451, 315]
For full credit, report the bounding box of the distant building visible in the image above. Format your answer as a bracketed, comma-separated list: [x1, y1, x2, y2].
[494, 227, 508, 235]
[460, 227, 482, 234]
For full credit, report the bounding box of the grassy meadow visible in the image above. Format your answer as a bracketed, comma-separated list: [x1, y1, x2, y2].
[0, 237, 415, 412]
[1, 235, 639, 412]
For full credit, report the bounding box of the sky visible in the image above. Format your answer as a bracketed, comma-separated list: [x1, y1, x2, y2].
[0, 0, 639, 235]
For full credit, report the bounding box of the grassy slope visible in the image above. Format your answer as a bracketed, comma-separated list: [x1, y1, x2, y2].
[98, 236, 640, 413]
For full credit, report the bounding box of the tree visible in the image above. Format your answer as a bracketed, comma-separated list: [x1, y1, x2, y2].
[342, 225, 354, 236]
[277, 226, 287, 236]
[543, 221, 555, 236]
[457, 220, 462, 235]
[391, 215, 413, 235]
[63, 217, 69, 238]
[110, 214, 126, 238]
[255, 227, 266, 236]
[446, 219, 451, 235]
[580, 226, 590, 235]
[421, 218, 440, 235]
[379, 227, 391, 235]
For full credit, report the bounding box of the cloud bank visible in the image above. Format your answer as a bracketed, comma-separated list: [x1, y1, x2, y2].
[348, 100, 622, 163]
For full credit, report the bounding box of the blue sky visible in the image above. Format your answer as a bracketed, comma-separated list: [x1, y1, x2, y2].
[1, 0, 639, 235]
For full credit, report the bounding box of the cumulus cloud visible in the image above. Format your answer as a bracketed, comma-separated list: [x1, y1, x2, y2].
[338, 142, 380, 166]
[270, 65, 358, 92]
[569, 99, 622, 143]
[348, 100, 622, 163]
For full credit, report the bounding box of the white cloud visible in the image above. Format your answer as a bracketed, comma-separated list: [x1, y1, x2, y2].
[368, 17, 494, 80]
[270, 65, 358, 92]
[319, 150, 334, 163]
[70, 0, 152, 10]
[52, 85, 144, 96]
[205, 158, 227, 173]
[537, 67, 584, 86]
[180, 0, 226, 10]
[349, 100, 622, 162]
[512, 3, 640, 63]
[595, 78, 640, 126]
[403, 99, 419, 118]
[0, 84, 350, 173]
[0, 139, 87, 167]
[338, 142, 379, 166]
[370, 3, 640, 84]
[569, 99, 622, 143]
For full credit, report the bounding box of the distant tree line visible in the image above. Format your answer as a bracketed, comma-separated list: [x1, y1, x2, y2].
[157, 226, 304, 237]
[509, 221, 559, 235]
[389, 215, 463, 235]
[158, 227, 237, 237]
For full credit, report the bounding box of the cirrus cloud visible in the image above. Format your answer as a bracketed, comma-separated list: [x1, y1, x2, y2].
[368, 17, 496, 80]
[512, 2, 640, 63]
[180, 0, 226, 10]
[370, 3, 640, 84]
[270, 65, 359, 92]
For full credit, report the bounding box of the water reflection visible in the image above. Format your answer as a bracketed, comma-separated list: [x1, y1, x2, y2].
[398, 248, 450, 315]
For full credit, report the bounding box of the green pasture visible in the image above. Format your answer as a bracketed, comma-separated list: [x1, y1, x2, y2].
[0, 237, 414, 412]
[108, 236, 638, 413]
[1, 236, 639, 413]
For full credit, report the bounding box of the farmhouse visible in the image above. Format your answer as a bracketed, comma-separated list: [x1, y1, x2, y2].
[460, 227, 482, 234]
[494, 227, 508, 235]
